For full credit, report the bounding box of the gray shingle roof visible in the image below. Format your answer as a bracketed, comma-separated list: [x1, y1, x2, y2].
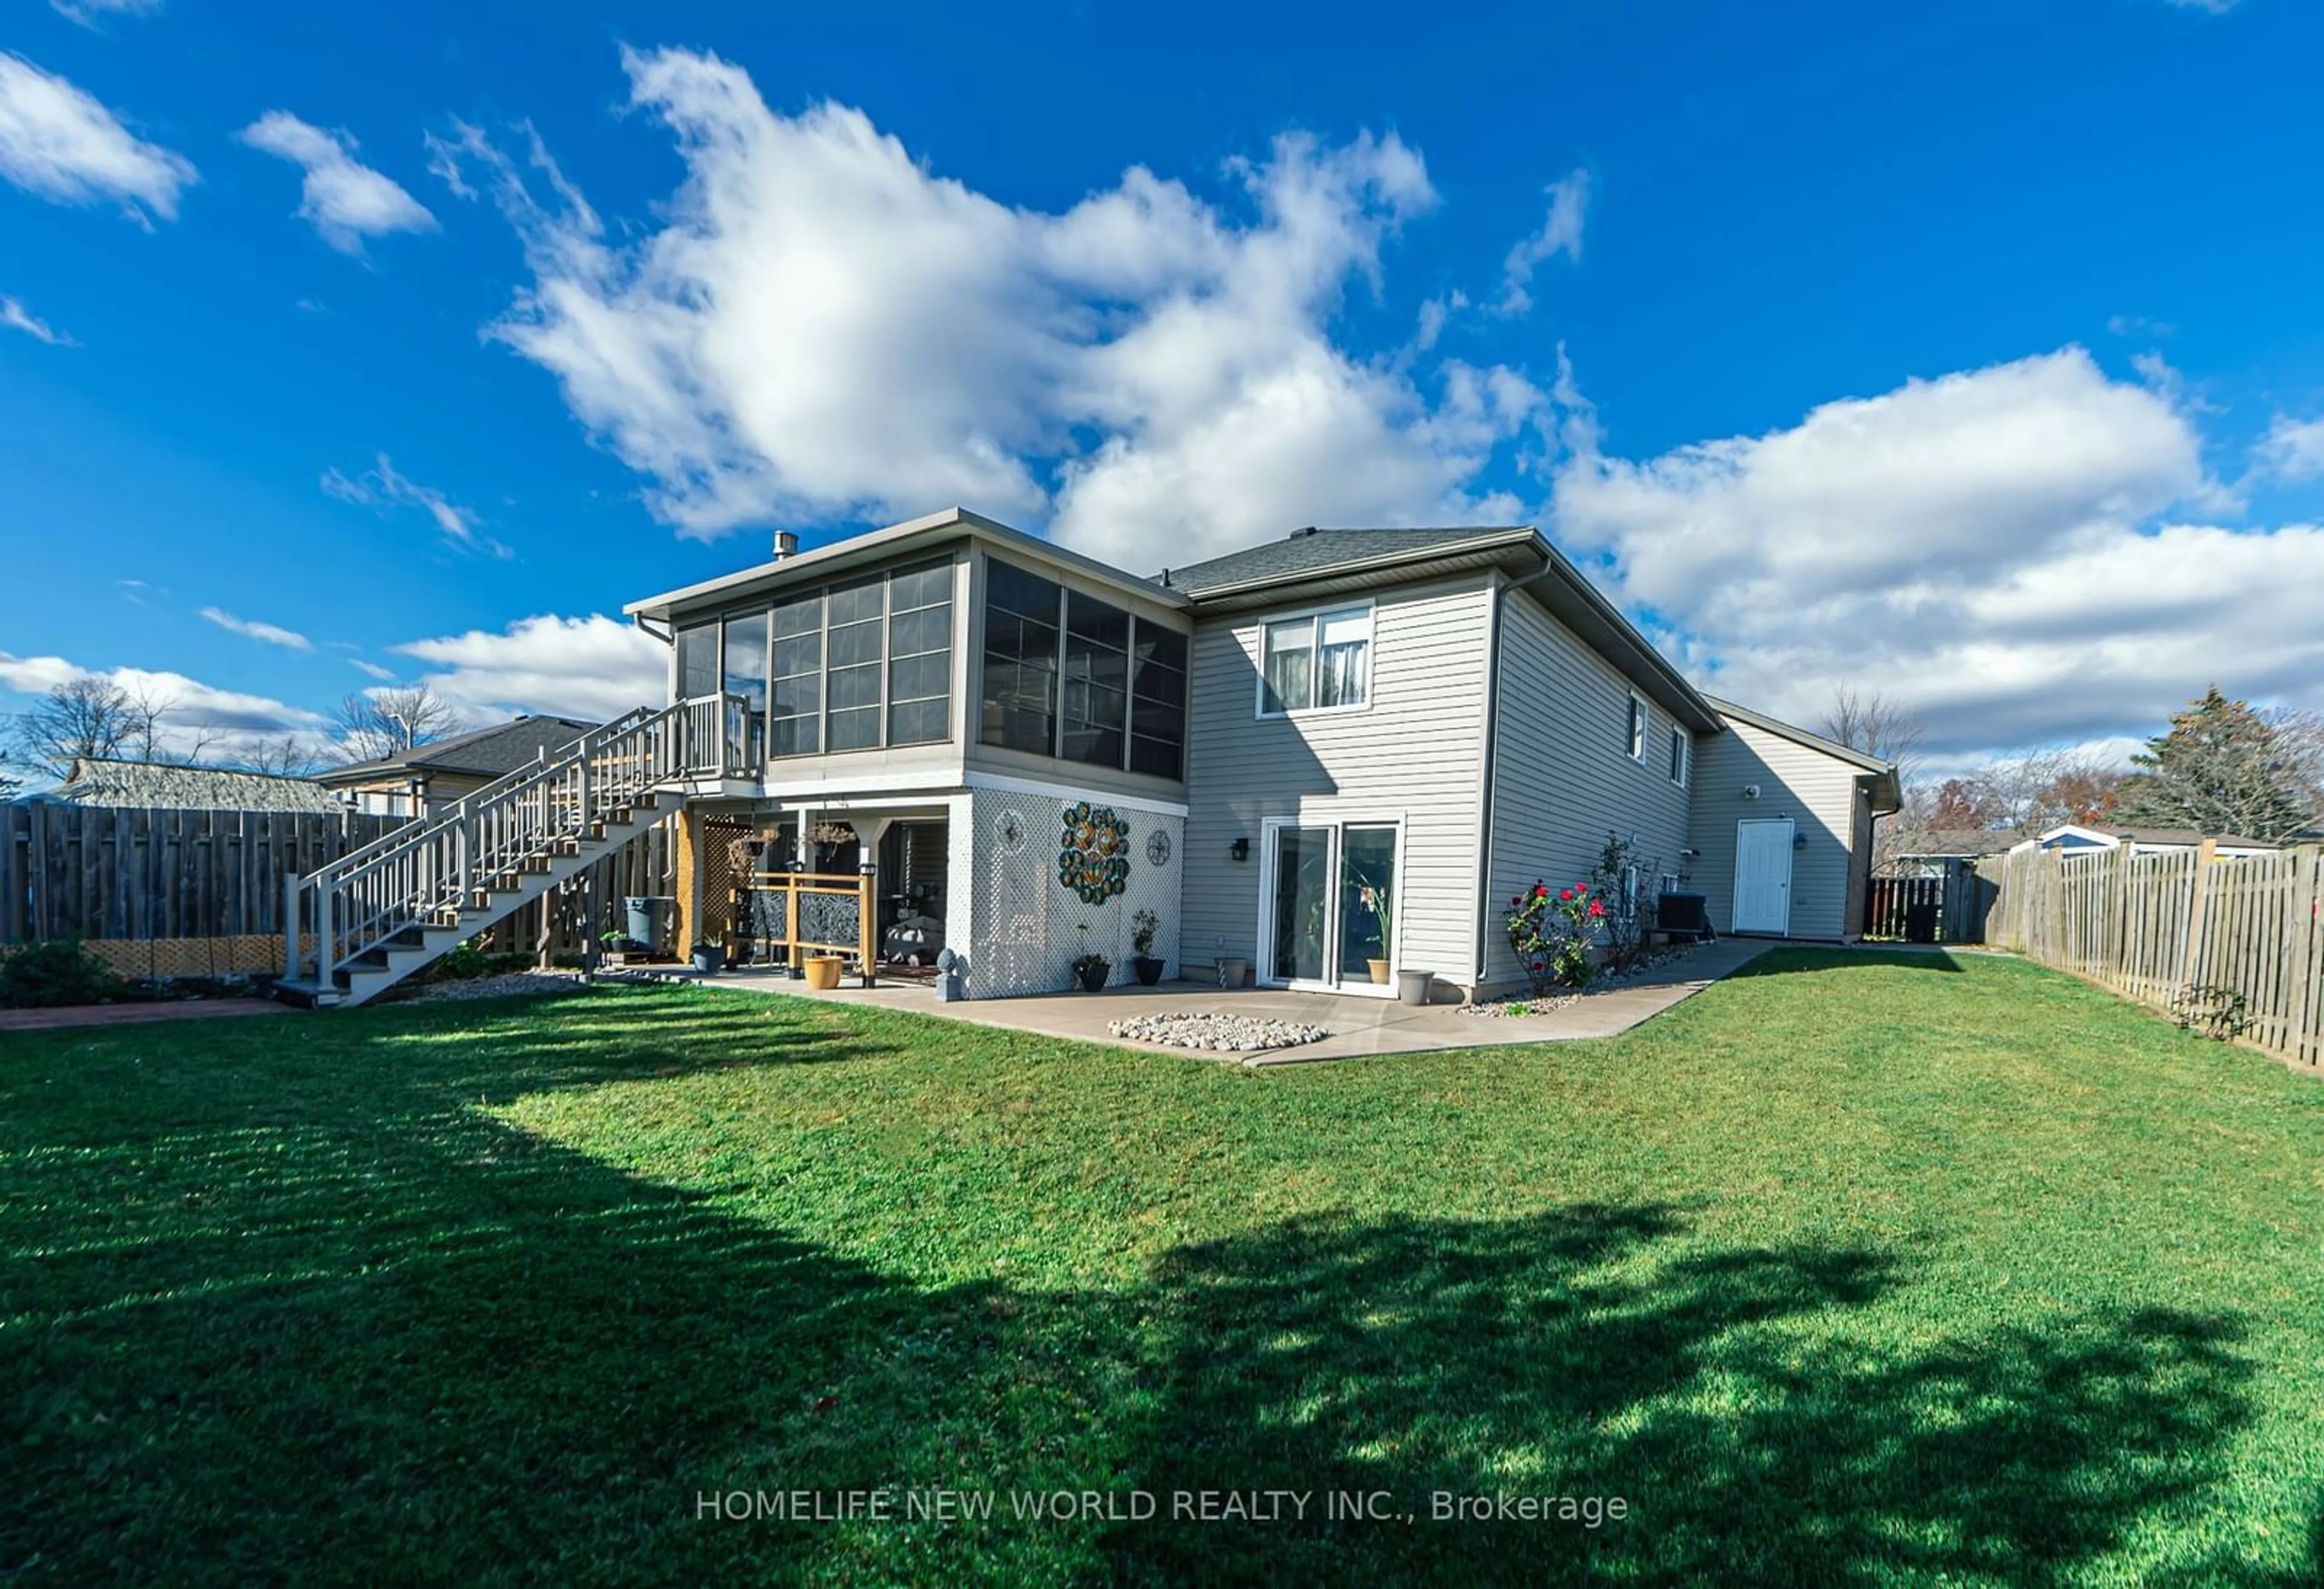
[316, 715, 599, 784]
[34, 759, 345, 813]
[1160, 526, 1531, 597]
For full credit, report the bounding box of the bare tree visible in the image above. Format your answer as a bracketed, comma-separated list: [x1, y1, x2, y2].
[1820, 684, 1927, 778]
[232, 735, 334, 778]
[9, 677, 163, 780]
[2266, 707, 2324, 833]
[333, 684, 461, 764]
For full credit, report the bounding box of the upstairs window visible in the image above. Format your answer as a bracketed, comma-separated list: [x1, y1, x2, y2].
[1260, 604, 1371, 715]
[1628, 695, 1649, 762]
[1130, 625, 1187, 779]
[1061, 591, 1130, 768]
[1669, 725, 1690, 788]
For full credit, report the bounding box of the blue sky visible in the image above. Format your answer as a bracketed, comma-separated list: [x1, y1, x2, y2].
[5, 0, 2322, 774]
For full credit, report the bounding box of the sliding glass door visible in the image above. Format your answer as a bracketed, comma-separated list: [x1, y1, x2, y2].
[1264, 819, 1400, 993]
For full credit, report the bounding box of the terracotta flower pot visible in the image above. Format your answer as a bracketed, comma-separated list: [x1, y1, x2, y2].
[803, 955, 844, 991]
[1366, 957, 1391, 984]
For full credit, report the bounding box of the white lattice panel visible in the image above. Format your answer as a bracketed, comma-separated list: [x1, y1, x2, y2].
[959, 787, 1183, 998]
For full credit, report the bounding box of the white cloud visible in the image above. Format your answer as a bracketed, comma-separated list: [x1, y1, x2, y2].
[237, 111, 435, 254]
[2256, 413, 2324, 482]
[2107, 312, 2176, 338]
[321, 453, 508, 557]
[429, 47, 1540, 568]
[347, 658, 397, 681]
[199, 606, 313, 651]
[0, 53, 195, 226]
[2164, 0, 2237, 12]
[1550, 346, 2324, 756]
[1, 294, 73, 346]
[0, 650, 329, 763]
[1497, 168, 1590, 314]
[50, 0, 163, 27]
[392, 614, 668, 724]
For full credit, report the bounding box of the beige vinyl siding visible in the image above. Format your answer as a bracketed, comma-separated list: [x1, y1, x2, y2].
[1688, 718, 1863, 939]
[1484, 585, 1693, 986]
[1181, 575, 1492, 983]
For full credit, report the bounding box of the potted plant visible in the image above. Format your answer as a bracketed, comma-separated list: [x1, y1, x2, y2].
[1069, 923, 1110, 991]
[1348, 855, 1394, 984]
[690, 940, 725, 976]
[1129, 908, 1166, 986]
[803, 954, 844, 991]
[598, 929, 630, 967]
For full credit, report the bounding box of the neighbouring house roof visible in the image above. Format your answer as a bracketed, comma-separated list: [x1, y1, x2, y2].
[29, 758, 345, 813]
[2027, 822, 2280, 853]
[623, 506, 1188, 624]
[313, 715, 599, 788]
[1892, 828, 2025, 859]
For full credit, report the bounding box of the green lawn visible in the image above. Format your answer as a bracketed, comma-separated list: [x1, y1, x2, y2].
[3, 951, 2320, 1585]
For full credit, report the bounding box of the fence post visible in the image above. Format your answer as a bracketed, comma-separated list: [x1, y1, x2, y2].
[2286, 845, 2319, 1068]
[786, 862, 802, 976]
[858, 860, 878, 988]
[283, 873, 298, 980]
[2181, 836, 2219, 995]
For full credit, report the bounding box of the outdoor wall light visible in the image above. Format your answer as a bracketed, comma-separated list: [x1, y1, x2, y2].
[1230, 837, 1250, 863]
[1793, 831, 1809, 850]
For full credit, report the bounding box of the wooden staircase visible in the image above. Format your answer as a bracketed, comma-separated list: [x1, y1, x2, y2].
[278, 695, 752, 1008]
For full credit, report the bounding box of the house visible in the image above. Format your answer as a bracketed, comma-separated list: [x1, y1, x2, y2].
[25, 758, 344, 814]
[2010, 824, 2280, 860]
[312, 715, 600, 817]
[1889, 829, 2026, 868]
[618, 510, 1899, 1001]
[283, 507, 1901, 1007]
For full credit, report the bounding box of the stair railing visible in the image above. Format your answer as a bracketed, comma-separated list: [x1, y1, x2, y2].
[286, 694, 753, 986]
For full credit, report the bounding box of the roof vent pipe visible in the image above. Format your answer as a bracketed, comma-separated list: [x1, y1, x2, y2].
[773, 529, 799, 560]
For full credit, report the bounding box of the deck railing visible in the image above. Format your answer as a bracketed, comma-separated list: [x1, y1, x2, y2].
[286, 694, 753, 986]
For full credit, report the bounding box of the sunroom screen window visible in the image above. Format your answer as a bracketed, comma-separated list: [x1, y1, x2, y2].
[769, 594, 823, 757]
[1061, 591, 1129, 767]
[825, 578, 885, 753]
[721, 611, 769, 712]
[980, 560, 1061, 755]
[676, 624, 720, 701]
[886, 561, 953, 747]
[1129, 625, 1187, 779]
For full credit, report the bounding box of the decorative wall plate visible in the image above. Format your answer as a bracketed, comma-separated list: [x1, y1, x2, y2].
[996, 810, 1027, 853]
[1146, 830, 1172, 867]
[1057, 801, 1132, 905]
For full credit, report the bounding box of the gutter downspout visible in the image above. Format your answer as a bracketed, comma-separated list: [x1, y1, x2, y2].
[1471, 576, 1510, 994]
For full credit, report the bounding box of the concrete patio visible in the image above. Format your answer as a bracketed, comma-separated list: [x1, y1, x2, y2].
[638, 937, 1773, 1063]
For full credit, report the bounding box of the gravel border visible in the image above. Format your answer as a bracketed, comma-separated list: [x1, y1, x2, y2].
[1108, 1011, 1331, 1053]
[404, 971, 593, 1003]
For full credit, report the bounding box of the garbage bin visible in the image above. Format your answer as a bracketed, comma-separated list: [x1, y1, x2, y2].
[625, 896, 675, 954]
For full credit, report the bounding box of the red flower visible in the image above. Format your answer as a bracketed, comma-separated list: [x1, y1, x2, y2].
[1588, 899, 1606, 918]
[1558, 887, 1573, 900]
[1534, 885, 1548, 899]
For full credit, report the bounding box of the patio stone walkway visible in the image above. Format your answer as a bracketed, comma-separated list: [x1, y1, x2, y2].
[642, 937, 1773, 1063]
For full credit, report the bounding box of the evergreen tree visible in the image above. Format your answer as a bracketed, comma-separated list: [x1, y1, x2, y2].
[2113, 686, 2314, 844]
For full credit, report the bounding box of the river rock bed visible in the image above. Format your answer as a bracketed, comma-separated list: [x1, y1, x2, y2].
[405, 972, 591, 1003]
[1108, 1011, 1330, 1053]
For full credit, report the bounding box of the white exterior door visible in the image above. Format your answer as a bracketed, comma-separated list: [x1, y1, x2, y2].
[1733, 818, 1794, 935]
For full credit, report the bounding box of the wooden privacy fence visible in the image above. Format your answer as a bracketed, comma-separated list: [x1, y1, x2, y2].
[1, 804, 403, 977]
[1978, 841, 2324, 1068]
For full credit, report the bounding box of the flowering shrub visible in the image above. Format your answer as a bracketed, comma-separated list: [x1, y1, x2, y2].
[1506, 880, 1605, 995]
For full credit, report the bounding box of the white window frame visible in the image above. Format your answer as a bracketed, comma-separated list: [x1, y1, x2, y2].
[1668, 725, 1690, 788]
[1255, 601, 1375, 719]
[1253, 806, 1408, 998]
[1627, 693, 1649, 762]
